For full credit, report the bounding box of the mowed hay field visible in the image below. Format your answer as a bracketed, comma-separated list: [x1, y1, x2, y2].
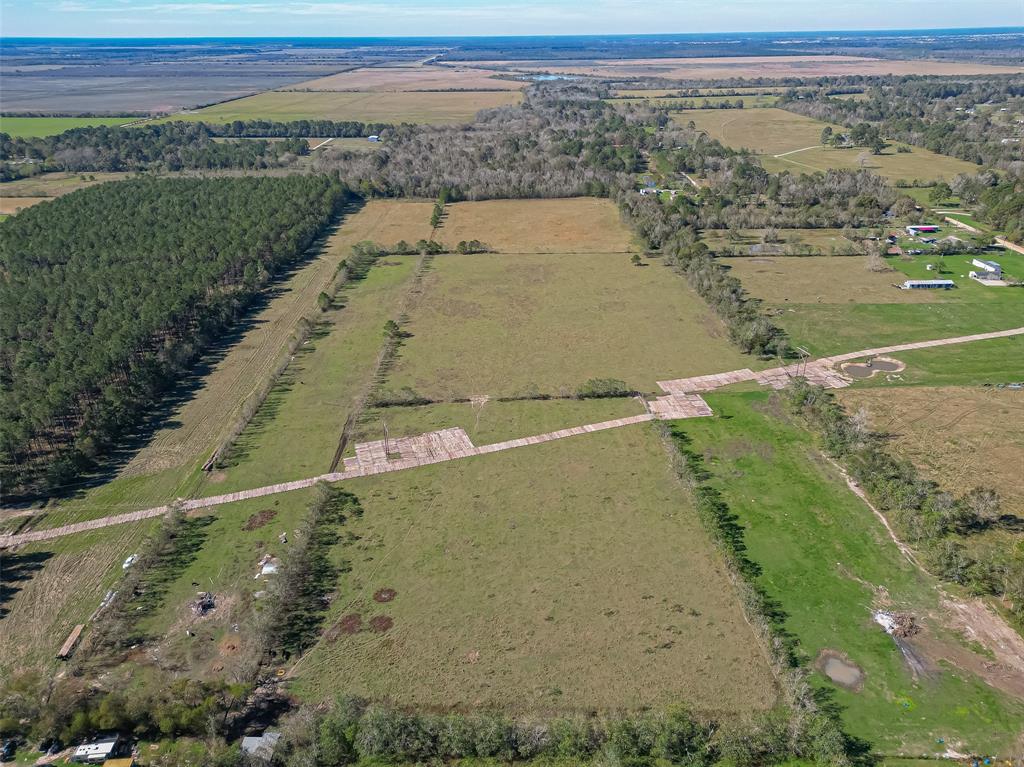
[0, 171, 133, 198]
[474, 55, 1024, 80]
[837, 386, 1024, 519]
[674, 108, 978, 182]
[292, 423, 779, 713]
[382, 251, 756, 399]
[747, 253, 1024, 355]
[437, 198, 636, 253]
[0, 196, 51, 214]
[682, 393, 1024, 755]
[291, 65, 524, 91]
[177, 89, 522, 125]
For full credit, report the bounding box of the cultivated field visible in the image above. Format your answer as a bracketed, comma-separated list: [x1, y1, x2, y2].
[674, 108, 978, 182]
[437, 197, 636, 253]
[290, 65, 524, 91]
[837, 386, 1024, 519]
[470, 55, 1024, 80]
[750, 252, 1024, 355]
[0, 115, 134, 137]
[382, 251, 756, 399]
[292, 422, 779, 712]
[702, 228, 864, 255]
[682, 392, 1024, 756]
[175, 90, 522, 125]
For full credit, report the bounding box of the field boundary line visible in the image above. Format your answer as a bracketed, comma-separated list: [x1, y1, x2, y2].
[4, 325, 1022, 548]
[773, 144, 822, 157]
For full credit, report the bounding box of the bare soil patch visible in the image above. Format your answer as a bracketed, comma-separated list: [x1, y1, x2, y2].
[816, 648, 864, 692]
[368, 615, 394, 633]
[242, 509, 277, 531]
[373, 587, 397, 603]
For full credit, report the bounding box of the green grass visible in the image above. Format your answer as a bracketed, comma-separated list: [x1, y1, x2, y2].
[678, 392, 1024, 756]
[209, 256, 421, 492]
[770, 253, 1024, 355]
[0, 115, 135, 137]
[847, 335, 1024, 388]
[673, 108, 979, 183]
[382, 252, 760, 400]
[290, 419, 780, 713]
[702, 227, 864, 255]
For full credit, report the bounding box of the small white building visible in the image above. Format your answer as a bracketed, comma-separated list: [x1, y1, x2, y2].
[900, 279, 955, 290]
[71, 734, 128, 764]
[969, 258, 1003, 283]
[906, 225, 940, 236]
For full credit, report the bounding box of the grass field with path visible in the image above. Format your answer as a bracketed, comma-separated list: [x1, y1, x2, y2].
[0, 115, 135, 137]
[437, 197, 635, 253]
[290, 65, 524, 91]
[291, 421, 779, 713]
[382, 251, 758, 400]
[0, 171, 132, 198]
[680, 392, 1024, 756]
[673, 108, 978, 182]
[169, 90, 522, 125]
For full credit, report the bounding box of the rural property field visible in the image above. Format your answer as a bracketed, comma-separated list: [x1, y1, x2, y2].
[292, 422, 779, 712]
[674, 108, 978, 182]
[468, 55, 1024, 80]
[0, 115, 135, 137]
[382, 250, 755, 400]
[747, 252, 1024, 355]
[174, 89, 522, 125]
[681, 392, 1024, 756]
[702, 228, 864, 255]
[438, 197, 636, 253]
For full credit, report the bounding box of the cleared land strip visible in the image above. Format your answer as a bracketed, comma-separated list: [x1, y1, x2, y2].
[3, 326, 1021, 548]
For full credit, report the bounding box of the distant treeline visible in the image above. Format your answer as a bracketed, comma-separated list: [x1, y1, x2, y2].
[0, 175, 351, 496]
[0, 120, 391, 176]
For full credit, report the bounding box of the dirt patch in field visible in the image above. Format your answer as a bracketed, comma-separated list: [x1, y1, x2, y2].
[327, 613, 363, 640]
[243, 509, 277, 531]
[816, 649, 864, 691]
[368, 615, 394, 633]
[0, 196, 50, 214]
[373, 588, 397, 603]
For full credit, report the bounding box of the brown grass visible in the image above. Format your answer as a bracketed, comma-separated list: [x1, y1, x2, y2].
[475, 55, 1024, 79]
[723, 256, 936, 305]
[437, 197, 635, 253]
[0, 196, 50, 214]
[837, 386, 1024, 518]
[291, 65, 524, 91]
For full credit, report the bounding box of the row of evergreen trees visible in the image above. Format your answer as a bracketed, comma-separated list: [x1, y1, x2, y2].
[0, 174, 352, 495]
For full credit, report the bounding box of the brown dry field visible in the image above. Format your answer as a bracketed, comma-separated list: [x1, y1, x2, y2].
[0, 172, 132, 198]
[837, 387, 1024, 519]
[292, 424, 779, 712]
[724, 256, 936, 304]
[291, 65, 524, 91]
[0, 523, 155, 674]
[122, 199, 433, 478]
[474, 55, 1024, 79]
[0, 195, 50, 213]
[437, 197, 636, 253]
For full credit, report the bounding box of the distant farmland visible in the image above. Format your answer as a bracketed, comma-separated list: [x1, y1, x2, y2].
[0, 115, 134, 138]
[674, 108, 978, 182]
[172, 89, 523, 125]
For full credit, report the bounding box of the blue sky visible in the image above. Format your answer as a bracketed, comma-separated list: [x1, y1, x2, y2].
[2, 0, 1022, 37]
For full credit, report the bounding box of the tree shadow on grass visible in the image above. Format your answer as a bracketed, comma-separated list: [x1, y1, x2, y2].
[0, 549, 54, 620]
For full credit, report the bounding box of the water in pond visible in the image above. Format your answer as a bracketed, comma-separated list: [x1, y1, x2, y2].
[822, 655, 864, 688]
[844, 359, 903, 379]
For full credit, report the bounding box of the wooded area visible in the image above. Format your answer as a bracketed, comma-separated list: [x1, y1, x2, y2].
[0, 175, 351, 495]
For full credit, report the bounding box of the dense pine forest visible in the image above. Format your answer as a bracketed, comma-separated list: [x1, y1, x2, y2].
[0, 174, 351, 495]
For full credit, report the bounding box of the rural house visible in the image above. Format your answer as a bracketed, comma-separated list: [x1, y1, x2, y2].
[70, 733, 129, 764]
[970, 258, 1002, 281]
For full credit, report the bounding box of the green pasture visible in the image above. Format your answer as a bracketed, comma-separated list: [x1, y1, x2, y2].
[0, 115, 135, 137]
[679, 392, 1024, 756]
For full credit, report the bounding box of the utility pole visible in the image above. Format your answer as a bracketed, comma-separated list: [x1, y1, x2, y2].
[382, 419, 391, 459]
